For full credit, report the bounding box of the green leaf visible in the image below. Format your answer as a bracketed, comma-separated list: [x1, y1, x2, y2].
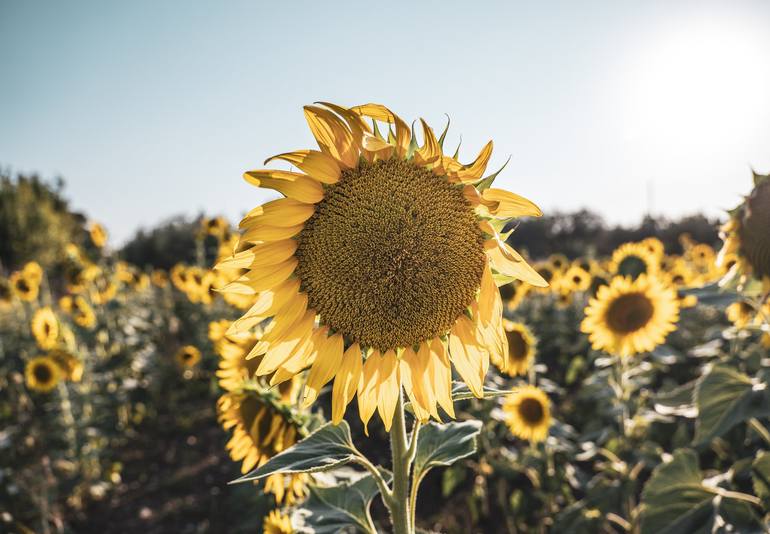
[693, 365, 770, 446]
[403, 382, 512, 415]
[412, 421, 482, 484]
[294, 469, 391, 534]
[231, 422, 358, 484]
[752, 451, 770, 507]
[680, 283, 739, 307]
[640, 449, 757, 534]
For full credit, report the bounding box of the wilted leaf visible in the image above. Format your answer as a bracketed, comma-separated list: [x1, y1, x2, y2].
[693, 366, 770, 446]
[232, 422, 358, 483]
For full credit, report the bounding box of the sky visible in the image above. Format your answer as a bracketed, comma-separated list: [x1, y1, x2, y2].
[2, 0, 770, 244]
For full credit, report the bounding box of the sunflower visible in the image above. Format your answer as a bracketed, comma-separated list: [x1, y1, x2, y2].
[718, 171, 770, 282]
[202, 216, 229, 239]
[31, 307, 59, 350]
[533, 262, 560, 294]
[216, 102, 547, 430]
[170, 264, 189, 290]
[663, 259, 695, 288]
[263, 509, 293, 534]
[217, 390, 307, 504]
[22, 261, 44, 284]
[494, 320, 537, 376]
[151, 269, 169, 288]
[688, 243, 715, 268]
[581, 275, 679, 357]
[49, 349, 84, 382]
[726, 301, 756, 328]
[214, 236, 253, 310]
[10, 271, 39, 301]
[89, 222, 108, 248]
[547, 253, 569, 273]
[72, 296, 96, 329]
[25, 356, 61, 393]
[498, 279, 529, 311]
[175, 345, 202, 368]
[502, 385, 551, 443]
[641, 237, 665, 259]
[609, 243, 659, 280]
[562, 265, 592, 293]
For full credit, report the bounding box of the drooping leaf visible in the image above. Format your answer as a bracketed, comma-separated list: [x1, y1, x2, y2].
[412, 420, 482, 484]
[232, 422, 358, 483]
[693, 365, 770, 446]
[639, 449, 758, 534]
[294, 469, 391, 534]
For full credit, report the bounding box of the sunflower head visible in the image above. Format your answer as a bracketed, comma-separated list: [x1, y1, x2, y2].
[563, 265, 592, 293]
[547, 254, 569, 273]
[217, 102, 548, 430]
[581, 274, 679, 357]
[202, 216, 229, 239]
[503, 385, 551, 443]
[263, 509, 293, 534]
[499, 280, 529, 311]
[175, 345, 202, 368]
[10, 271, 39, 302]
[72, 296, 96, 329]
[720, 172, 770, 281]
[48, 349, 84, 382]
[641, 237, 665, 259]
[726, 300, 755, 328]
[89, 222, 108, 248]
[496, 320, 537, 377]
[610, 243, 658, 280]
[25, 356, 61, 393]
[31, 307, 59, 350]
[217, 390, 307, 504]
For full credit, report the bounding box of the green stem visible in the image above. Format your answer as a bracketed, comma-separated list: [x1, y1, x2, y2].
[389, 392, 412, 534]
[750, 418, 770, 447]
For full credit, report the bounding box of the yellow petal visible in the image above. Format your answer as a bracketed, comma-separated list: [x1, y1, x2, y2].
[240, 198, 315, 228]
[248, 174, 324, 204]
[217, 240, 298, 273]
[485, 240, 548, 288]
[376, 350, 400, 431]
[480, 188, 542, 218]
[240, 223, 304, 243]
[451, 141, 493, 183]
[229, 258, 297, 294]
[331, 343, 362, 424]
[226, 278, 300, 335]
[399, 354, 431, 423]
[350, 103, 411, 157]
[304, 105, 358, 168]
[448, 316, 486, 398]
[414, 118, 442, 166]
[264, 150, 341, 184]
[429, 339, 454, 418]
[254, 312, 316, 373]
[357, 352, 380, 436]
[302, 333, 345, 408]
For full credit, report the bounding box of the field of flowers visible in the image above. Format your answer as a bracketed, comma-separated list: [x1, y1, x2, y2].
[2, 105, 770, 534]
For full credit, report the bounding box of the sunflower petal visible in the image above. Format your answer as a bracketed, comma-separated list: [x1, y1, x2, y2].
[332, 343, 362, 424]
[264, 150, 341, 184]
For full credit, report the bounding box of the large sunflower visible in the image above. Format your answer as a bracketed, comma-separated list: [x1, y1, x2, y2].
[25, 356, 61, 393]
[581, 275, 679, 357]
[502, 385, 551, 443]
[217, 102, 547, 430]
[494, 320, 537, 377]
[609, 242, 659, 280]
[31, 307, 59, 350]
[718, 171, 770, 283]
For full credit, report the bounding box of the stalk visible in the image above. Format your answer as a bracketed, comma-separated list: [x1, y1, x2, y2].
[389, 393, 412, 534]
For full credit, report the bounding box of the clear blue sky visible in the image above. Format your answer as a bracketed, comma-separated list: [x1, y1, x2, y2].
[2, 1, 769, 244]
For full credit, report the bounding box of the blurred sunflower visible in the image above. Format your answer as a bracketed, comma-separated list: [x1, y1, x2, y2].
[71, 296, 96, 329]
[688, 243, 715, 268]
[217, 390, 307, 504]
[547, 253, 569, 273]
[202, 216, 229, 239]
[494, 320, 537, 376]
[217, 102, 547, 430]
[25, 356, 61, 393]
[581, 275, 679, 357]
[22, 261, 44, 284]
[503, 385, 551, 443]
[151, 269, 169, 288]
[49, 348, 84, 382]
[10, 270, 39, 301]
[31, 307, 59, 350]
[718, 172, 770, 282]
[610, 242, 659, 280]
[175, 345, 202, 368]
[170, 264, 189, 290]
[562, 265, 592, 292]
[89, 222, 108, 248]
[263, 509, 293, 534]
[533, 262, 560, 293]
[726, 301, 755, 328]
[499, 279, 528, 311]
[641, 237, 665, 259]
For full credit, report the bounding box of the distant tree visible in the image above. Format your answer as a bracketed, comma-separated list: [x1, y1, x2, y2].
[120, 216, 200, 270]
[0, 170, 85, 272]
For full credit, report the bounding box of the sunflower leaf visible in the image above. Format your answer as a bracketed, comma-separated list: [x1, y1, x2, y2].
[231, 421, 358, 483]
[693, 365, 770, 446]
[639, 449, 758, 534]
[293, 469, 391, 534]
[412, 421, 482, 485]
[752, 451, 770, 508]
[680, 283, 739, 307]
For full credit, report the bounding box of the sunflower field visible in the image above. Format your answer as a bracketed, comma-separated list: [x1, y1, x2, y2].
[2, 104, 770, 534]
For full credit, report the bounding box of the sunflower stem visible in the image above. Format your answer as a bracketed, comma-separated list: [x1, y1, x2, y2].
[388, 392, 412, 534]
